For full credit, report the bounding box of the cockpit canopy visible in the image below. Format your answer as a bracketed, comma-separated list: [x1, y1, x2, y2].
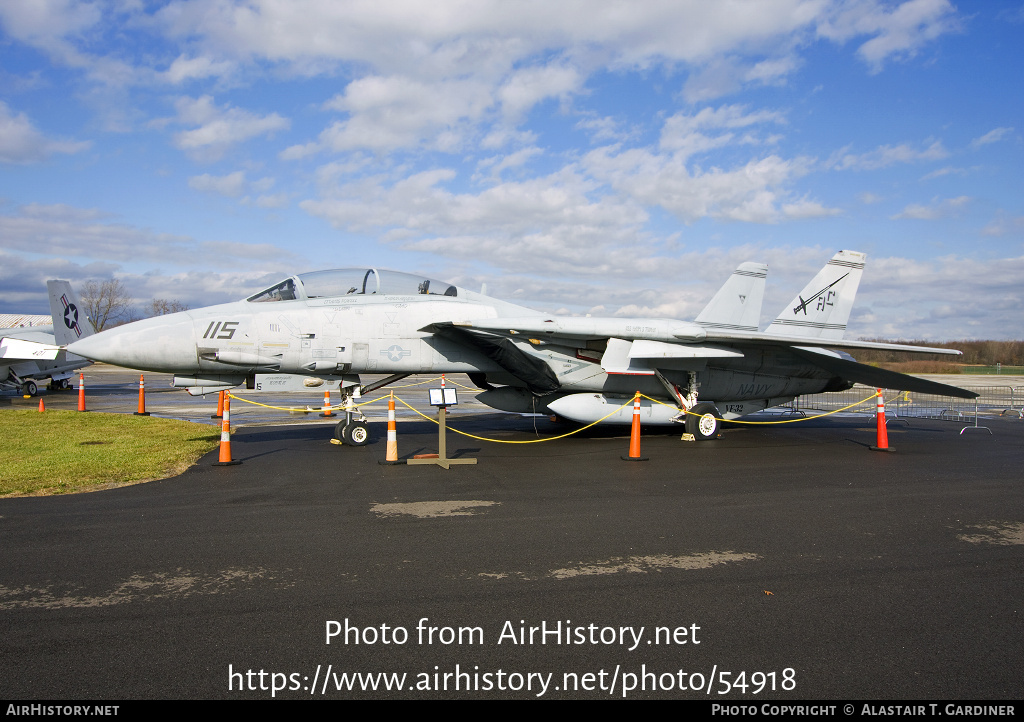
[246, 268, 459, 303]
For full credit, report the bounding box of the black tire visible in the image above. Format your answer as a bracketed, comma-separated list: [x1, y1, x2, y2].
[23, 380, 38, 396]
[347, 422, 370, 446]
[686, 403, 721, 440]
[334, 422, 350, 443]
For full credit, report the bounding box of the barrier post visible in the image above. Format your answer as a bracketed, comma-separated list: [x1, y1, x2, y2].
[380, 391, 403, 465]
[214, 395, 242, 466]
[77, 373, 87, 412]
[870, 388, 891, 452]
[134, 374, 150, 416]
[320, 389, 334, 417]
[622, 392, 649, 461]
[211, 390, 225, 419]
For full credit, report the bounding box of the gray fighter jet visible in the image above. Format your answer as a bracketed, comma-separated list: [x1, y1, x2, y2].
[67, 251, 975, 443]
[1, 281, 95, 396]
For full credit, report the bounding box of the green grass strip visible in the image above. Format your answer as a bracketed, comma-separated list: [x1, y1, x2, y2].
[0, 411, 220, 497]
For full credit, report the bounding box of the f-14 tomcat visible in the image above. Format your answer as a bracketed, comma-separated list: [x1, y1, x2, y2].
[67, 251, 975, 444]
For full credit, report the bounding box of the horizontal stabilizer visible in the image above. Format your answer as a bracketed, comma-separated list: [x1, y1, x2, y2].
[0, 337, 61, 360]
[629, 339, 744, 360]
[790, 348, 978, 399]
[601, 338, 655, 375]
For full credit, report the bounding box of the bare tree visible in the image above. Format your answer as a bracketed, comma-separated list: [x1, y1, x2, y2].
[80, 279, 134, 331]
[147, 299, 190, 317]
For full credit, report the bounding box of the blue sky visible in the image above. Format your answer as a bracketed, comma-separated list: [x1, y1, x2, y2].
[1, 0, 1021, 340]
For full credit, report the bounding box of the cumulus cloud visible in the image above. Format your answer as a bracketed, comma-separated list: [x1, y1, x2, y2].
[0, 102, 91, 163]
[890, 195, 969, 220]
[660, 104, 786, 159]
[0, 203, 302, 268]
[188, 170, 247, 197]
[817, 0, 959, 72]
[162, 55, 236, 84]
[854, 254, 1024, 339]
[169, 95, 289, 159]
[583, 145, 829, 224]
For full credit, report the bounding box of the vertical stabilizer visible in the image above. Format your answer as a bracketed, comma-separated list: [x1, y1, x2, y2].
[766, 250, 866, 340]
[46, 280, 96, 346]
[695, 261, 767, 332]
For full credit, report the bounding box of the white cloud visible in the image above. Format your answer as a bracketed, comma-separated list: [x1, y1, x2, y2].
[854, 254, 1024, 339]
[660, 104, 786, 159]
[890, 195, 969, 220]
[970, 127, 1014, 149]
[497, 63, 582, 120]
[830, 140, 948, 170]
[817, 0, 959, 72]
[162, 55, 236, 84]
[475, 146, 544, 180]
[170, 95, 289, 159]
[574, 115, 632, 143]
[981, 213, 1024, 237]
[315, 75, 493, 153]
[0, 0, 101, 61]
[188, 170, 247, 197]
[583, 145, 826, 224]
[0, 101, 91, 163]
[0, 203, 301, 268]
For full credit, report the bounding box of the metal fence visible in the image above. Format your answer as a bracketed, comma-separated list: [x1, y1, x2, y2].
[784, 384, 1023, 423]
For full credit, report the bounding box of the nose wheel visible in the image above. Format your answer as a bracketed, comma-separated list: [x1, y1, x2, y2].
[334, 420, 371, 446]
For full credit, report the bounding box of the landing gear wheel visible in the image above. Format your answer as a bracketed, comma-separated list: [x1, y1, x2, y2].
[347, 422, 370, 446]
[686, 403, 721, 440]
[334, 422, 350, 443]
[23, 380, 38, 396]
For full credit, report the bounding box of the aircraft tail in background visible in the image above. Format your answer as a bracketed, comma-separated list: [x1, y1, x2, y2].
[695, 261, 767, 333]
[46, 280, 97, 346]
[766, 250, 865, 341]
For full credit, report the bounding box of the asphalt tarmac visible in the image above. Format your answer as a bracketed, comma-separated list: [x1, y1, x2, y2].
[1, 368, 1022, 700]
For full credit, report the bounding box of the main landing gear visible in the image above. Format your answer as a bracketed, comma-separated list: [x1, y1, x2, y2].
[685, 402, 722, 440]
[656, 370, 721, 440]
[330, 372, 410, 446]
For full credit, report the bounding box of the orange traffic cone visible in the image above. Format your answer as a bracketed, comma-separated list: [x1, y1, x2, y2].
[134, 374, 150, 416]
[622, 393, 649, 461]
[214, 394, 242, 466]
[380, 392, 404, 465]
[38, 397, 45, 413]
[77, 373, 87, 412]
[211, 390, 225, 419]
[870, 388, 892, 452]
[320, 389, 334, 417]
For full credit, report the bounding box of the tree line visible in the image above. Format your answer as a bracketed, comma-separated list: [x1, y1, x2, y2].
[854, 339, 1024, 367]
[80, 279, 188, 331]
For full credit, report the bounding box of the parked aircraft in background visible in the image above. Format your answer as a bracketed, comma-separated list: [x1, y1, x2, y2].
[67, 251, 975, 443]
[0, 281, 95, 396]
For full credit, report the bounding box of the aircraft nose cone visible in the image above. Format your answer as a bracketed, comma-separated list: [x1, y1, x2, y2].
[67, 313, 199, 372]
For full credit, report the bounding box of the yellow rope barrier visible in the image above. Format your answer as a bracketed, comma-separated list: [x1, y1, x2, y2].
[227, 392, 387, 412]
[226, 378, 879, 440]
[637, 392, 879, 424]
[391, 394, 636, 443]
